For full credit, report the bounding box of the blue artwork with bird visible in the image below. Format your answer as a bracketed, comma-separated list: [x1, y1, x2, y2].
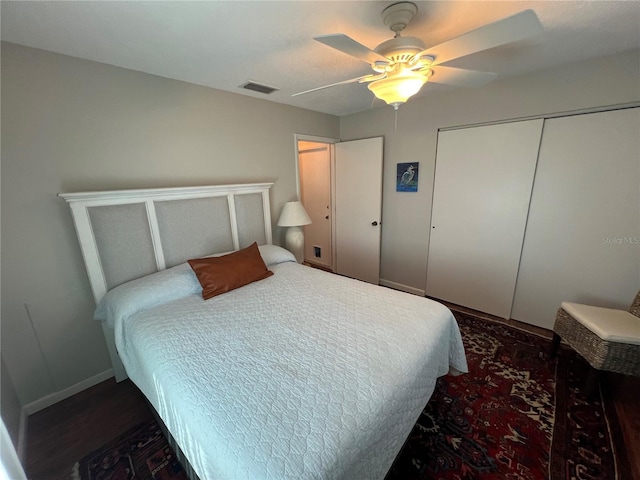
[396, 162, 419, 192]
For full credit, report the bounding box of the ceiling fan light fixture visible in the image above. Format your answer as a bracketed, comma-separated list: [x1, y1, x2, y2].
[299, 6, 542, 112]
[367, 71, 428, 109]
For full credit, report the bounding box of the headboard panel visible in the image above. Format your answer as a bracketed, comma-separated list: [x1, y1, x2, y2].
[154, 196, 235, 268]
[59, 183, 273, 380]
[88, 202, 158, 289]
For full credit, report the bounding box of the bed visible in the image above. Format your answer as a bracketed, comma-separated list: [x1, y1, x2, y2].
[60, 183, 468, 480]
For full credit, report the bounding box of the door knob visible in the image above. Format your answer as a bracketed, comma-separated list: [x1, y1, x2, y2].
[325, 215, 329, 219]
[371, 221, 378, 226]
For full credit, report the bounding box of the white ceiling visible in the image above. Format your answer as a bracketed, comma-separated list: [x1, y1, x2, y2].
[2, 1, 639, 116]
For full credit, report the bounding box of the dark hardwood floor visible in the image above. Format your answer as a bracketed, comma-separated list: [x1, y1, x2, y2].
[608, 373, 640, 480]
[24, 311, 640, 480]
[25, 379, 154, 480]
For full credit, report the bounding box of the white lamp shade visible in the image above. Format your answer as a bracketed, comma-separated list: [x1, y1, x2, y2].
[277, 201, 312, 227]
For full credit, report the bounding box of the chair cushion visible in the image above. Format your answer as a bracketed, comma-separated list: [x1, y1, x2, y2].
[561, 302, 640, 345]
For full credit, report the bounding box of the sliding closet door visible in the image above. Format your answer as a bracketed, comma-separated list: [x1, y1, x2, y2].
[426, 120, 543, 318]
[512, 108, 640, 328]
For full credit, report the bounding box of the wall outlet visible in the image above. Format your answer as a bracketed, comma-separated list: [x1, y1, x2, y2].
[313, 246, 321, 258]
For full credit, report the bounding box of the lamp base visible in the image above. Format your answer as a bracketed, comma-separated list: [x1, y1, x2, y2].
[285, 226, 305, 263]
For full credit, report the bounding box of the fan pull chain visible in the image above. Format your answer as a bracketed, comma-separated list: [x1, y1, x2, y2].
[394, 108, 398, 132]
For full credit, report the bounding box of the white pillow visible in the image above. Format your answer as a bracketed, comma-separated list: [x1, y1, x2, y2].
[258, 244, 296, 266]
[94, 262, 201, 328]
[203, 244, 294, 266]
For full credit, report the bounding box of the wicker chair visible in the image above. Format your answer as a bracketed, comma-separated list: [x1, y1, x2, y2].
[550, 290, 640, 396]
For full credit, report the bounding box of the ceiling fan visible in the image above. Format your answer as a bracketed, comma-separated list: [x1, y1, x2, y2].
[293, 2, 543, 109]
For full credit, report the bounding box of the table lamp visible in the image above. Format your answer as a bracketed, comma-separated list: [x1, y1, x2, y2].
[277, 201, 312, 263]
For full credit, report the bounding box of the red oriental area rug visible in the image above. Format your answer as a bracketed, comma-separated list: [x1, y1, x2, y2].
[71, 421, 187, 480]
[387, 312, 625, 480]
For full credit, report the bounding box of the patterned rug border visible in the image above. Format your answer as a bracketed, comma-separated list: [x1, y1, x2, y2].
[470, 314, 633, 480]
[478, 308, 633, 480]
[71, 419, 188, 480]
[462, 312, 623, 480]
[463, 310, 631, 479]
[386, 311, 625, 480]
[467, 311, 630, 480]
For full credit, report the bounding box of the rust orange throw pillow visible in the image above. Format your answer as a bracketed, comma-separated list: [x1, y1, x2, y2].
[188, 242, 273, 300]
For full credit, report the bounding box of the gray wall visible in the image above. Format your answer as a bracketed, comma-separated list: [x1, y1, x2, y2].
[1, 42, 339, 405]
[340, 49, 640, 315]
[1, 357, 22, 450]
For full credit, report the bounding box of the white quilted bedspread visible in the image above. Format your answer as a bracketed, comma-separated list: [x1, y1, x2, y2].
[113, 262, 467, 480]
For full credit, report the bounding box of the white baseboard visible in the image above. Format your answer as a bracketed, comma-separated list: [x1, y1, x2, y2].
[379, 279, 426, 297]
[23, 369, 114, 416]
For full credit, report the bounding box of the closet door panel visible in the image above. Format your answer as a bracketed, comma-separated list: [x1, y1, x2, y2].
[511, 108, 640, 329]
[426, 120, 543, 318]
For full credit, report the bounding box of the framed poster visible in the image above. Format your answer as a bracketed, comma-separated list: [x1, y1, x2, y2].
[396, 162, 419, 192]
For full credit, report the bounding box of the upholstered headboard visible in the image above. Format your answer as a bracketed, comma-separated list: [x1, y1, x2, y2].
[59, 183, 273, 380]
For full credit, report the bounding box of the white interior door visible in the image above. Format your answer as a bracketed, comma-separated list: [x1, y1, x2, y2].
[335, 137, 383, 284]
[426, 120, 543, 318]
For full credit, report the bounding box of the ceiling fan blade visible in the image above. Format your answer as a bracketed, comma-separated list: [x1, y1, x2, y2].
[418, 9, 543, 67]
[429, 66, 497, 88]
[292, 73, 385, 97]
[314, 34, 390, 65]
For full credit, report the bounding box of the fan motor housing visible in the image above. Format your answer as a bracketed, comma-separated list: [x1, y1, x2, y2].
[374, 36, 425, 63]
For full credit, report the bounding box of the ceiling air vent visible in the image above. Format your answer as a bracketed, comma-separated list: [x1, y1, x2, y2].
[240, 81, 279, 95]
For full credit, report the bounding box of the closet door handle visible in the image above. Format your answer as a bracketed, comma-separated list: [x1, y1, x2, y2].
[371, 221, 378, 226]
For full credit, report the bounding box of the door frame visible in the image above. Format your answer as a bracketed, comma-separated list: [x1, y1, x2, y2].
[294, 134, 339, 270]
